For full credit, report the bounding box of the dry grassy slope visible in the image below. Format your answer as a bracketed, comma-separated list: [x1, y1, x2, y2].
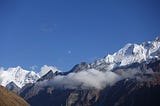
[0, 86, 29, 106]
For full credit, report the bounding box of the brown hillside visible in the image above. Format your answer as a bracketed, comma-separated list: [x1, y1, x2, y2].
[0, 86, 29, 106]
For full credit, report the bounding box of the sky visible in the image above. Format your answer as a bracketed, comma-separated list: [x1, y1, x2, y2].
[0, 0, 160, 72]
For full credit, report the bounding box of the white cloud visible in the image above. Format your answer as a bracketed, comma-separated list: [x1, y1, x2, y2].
[0, 67, 5, 84]
[38, 66, 154, 90]
[39, 69, 121, 89]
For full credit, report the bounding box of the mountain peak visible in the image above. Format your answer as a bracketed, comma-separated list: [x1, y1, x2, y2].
[93, 37, 160, 71]
[70, 62, 89, 73]
[38, 65, 61, 77]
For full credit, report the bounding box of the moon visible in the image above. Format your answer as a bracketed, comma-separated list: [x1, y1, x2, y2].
[68, 50, 71, 54]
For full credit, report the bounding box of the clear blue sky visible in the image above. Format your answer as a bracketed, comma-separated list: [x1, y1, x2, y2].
[0, 0, 160, 71]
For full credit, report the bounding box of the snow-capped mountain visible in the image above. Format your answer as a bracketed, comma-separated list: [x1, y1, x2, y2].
[0, 65, 61, 89]
[0, 66, 40, 88]
[91, 37, 160, 71]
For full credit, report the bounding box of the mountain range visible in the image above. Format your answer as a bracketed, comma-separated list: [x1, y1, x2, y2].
[0, 37, 159, 89]
[0, 65, 60, 90]
[0, 37, 160, 106]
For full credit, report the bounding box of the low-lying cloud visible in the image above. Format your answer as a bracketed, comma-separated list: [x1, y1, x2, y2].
[38, 66, 153, 90]
[39, 69, 122, 89]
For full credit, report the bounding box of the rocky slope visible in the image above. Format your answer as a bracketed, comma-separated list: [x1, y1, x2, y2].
[0, 85, 29, 106]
